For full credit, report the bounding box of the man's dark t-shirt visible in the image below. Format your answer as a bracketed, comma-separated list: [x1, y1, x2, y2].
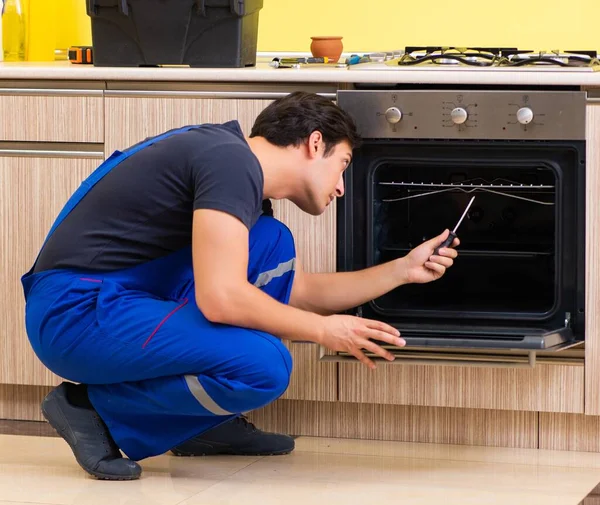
[33, 120, 266, 273]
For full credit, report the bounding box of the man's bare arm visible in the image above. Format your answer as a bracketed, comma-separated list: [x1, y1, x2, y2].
[289, 260, 407, 315]
[289, 230, 458, 315]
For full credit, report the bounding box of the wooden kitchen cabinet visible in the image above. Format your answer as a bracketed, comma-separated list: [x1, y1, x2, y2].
[104, 88, 338, 401]
[0, 150, 102, 385]
[584, 101, 600, 415]
[103, 93, 272, 155]
[0, 88, 103, 143]
[338, 362, 584, 414]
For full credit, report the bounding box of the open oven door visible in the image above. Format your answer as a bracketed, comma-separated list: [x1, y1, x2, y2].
[317, 316, 583, 369]
[387, 321, 578, 351]
[316, 304, 584, 369]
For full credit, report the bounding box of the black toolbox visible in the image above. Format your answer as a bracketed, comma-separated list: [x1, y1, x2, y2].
[86, 0, 264, 67]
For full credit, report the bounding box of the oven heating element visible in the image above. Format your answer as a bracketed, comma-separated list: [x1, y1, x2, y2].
[380, 178, 555, 206]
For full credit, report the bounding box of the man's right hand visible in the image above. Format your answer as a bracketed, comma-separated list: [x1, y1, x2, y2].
[317, 315, 405, 370]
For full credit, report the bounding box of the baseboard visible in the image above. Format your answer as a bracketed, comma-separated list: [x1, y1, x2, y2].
[247, 399, 539, 449]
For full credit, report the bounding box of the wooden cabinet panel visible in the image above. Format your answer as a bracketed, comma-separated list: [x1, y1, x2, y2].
[279, 343, 336, 402]
[104, 95, 338, 401]
[585, 103, 600, 415]
[0, 90, 103, 143]
[539, 412, 600, 451]
[249, 399, 538, 449]
[0, 385, 52, 421]
[0, 154, 98, 385]
[271, 199, 336, 277]
[338, 363, 584, 413]
[104, 96, 272, 155]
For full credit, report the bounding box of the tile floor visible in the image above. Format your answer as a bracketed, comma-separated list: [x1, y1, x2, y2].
[1, 422, 600, 505]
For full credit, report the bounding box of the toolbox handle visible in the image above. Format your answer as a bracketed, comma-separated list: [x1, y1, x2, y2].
[195, 0, 263, 16]
[86, 0, 129, 16]
[194, 1, 242, 16]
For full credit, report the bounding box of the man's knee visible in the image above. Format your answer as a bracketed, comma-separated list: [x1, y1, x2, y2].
[236, 333, 292, 412]
[250, 216, 295, 258]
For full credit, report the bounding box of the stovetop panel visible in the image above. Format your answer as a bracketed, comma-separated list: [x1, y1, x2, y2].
[351, 46, 600, 71]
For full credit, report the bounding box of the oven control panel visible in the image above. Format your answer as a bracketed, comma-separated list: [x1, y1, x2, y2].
[337, 90, 586, 140]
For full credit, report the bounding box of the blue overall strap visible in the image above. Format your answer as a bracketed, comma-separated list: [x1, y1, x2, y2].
[43, 125, 202, 243]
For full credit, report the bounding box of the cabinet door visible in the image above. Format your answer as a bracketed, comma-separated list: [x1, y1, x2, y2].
[0, 150, 101, 385]
[338, 361, 584, 413]
[585, 101, 600, 414]
[104, 95, 272, 154]
[0, 89, 103, 143]
[104, 94, 337, 401]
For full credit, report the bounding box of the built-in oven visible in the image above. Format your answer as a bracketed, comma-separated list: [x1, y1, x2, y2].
[329, 89, 586, 366]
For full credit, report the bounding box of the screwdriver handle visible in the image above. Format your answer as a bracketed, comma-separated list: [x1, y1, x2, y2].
[433, 231, 457, 256]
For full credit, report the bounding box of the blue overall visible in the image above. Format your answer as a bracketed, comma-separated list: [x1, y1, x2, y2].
[20, 126, 295, 461]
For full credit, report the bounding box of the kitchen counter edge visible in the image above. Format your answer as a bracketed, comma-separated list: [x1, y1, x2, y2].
[1, 62, 600, 87]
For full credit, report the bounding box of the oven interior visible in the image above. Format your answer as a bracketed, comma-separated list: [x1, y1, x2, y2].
[371, 162, 557, 317]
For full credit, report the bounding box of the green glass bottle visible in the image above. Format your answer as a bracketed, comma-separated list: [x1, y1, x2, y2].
[2, 0, 26, 62]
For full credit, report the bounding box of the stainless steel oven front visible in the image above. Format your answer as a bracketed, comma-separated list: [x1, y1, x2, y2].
[330, 89, 586, 366]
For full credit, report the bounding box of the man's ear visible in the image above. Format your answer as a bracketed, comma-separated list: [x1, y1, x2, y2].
[307, 130, 323, 159]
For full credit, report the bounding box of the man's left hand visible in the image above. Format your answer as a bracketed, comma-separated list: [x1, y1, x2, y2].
[399, 229, 460, 284]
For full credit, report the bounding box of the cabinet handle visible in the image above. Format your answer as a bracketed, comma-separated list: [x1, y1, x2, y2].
[0, 88, 103, 97]
[319, 348, 538, 369]
[105, 90, 337, 100]
[0, 149, 104, 158]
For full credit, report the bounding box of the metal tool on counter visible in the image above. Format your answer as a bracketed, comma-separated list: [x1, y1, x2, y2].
[433, 196, 475, 256]
[270, 56, 329, 68]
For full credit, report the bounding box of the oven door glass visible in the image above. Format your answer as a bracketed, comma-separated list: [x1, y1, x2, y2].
[337, 140, 585, 350]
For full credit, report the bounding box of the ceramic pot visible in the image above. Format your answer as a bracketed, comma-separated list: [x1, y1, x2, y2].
[310, 36, 343, 63]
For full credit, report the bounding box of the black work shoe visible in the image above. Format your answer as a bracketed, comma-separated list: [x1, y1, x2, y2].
[170, 416, 295, 457]
[41, 382, 142, 480]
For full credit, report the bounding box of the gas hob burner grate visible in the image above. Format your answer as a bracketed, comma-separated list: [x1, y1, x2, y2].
[399, 47, 517, 67]
[503, 49, 599, 67]
[397, 47, 600, 67]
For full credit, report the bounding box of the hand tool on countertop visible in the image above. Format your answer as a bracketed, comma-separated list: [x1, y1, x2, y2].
[270, 57, 329, 68]
[433, 196, 475, 256]
[345, 54, 370, 65]
[68, 46, 94, 64]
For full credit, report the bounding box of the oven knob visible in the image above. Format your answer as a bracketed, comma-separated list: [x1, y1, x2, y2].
[384, 107, 403, 124]
[451, 107, 468, 124]
[517, 107, 534, 125]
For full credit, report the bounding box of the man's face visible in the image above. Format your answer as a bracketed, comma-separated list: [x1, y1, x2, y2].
[293, 139, 353, 216]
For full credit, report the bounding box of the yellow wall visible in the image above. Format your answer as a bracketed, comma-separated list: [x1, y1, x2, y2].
[26, 0, 600, 61]
[26, 0, 92, 60]
[257, 0, 600, 53]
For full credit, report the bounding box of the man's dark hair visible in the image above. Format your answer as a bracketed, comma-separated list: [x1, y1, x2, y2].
[250, 91, 361, 156]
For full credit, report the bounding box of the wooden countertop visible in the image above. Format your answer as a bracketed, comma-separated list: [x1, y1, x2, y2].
[0, 60, 600, 87]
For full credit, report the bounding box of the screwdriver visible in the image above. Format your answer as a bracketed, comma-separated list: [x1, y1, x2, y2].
[433, 196, 475, 256]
